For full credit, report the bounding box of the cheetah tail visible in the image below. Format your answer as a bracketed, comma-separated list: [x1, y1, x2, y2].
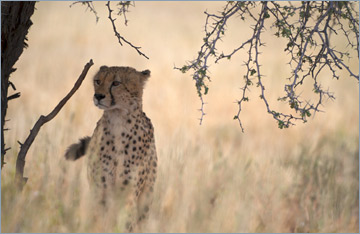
[64, 136, 91, 161]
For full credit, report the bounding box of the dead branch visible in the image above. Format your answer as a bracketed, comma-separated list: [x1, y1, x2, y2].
[15, 59, 94, 190]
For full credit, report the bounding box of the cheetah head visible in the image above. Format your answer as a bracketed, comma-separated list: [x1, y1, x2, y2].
[92, 66, 150, 112]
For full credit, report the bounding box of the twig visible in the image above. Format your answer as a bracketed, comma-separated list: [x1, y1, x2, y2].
[15, 59, 94, 190]
[70, 1, 99, 23]
[9, 81, 17, 91]
[175, 2, 247, 124]
[116, 1, 135, 26]
[106, 1, 149, 59]
[8, 92, 21, 101]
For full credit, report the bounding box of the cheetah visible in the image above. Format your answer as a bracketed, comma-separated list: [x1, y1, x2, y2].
[64, 66, 157, 231]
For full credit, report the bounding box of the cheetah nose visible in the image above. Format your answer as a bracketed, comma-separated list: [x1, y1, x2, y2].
[94, 93, 105, 101]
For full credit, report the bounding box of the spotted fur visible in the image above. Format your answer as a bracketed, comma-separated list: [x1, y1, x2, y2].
[65, 66, 157, 232]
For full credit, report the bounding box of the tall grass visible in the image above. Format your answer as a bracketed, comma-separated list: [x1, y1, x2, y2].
[1, 2, 359, 233]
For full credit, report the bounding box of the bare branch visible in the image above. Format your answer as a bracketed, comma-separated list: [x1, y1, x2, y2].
[70, 1, 99, 23]
[15, 59, 94, 190]
[116, 1, 135, 26]
[175, 2, 251, 124]
[106, 1, 149, 59]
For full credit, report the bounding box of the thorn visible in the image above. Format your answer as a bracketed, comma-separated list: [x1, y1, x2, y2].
[4, 147, 10, 152]
[17, 141, 23, 146]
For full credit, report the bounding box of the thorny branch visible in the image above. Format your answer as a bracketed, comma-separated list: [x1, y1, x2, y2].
[176, 1, 359, 131]
[15, 59, 94, 190]
[70, 1, 99, 23]
[175, 2, 249, 125]
[116, 1, 135, 26]
[71, 1, 148, 59]
[106, 1, 149, 59]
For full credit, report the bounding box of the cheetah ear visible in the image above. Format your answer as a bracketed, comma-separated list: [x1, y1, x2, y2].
[140, 69, 151, 79]
[100, 65, 108, 71]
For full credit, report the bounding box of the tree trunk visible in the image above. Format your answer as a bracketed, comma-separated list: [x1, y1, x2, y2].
[1, 1, 36, 169]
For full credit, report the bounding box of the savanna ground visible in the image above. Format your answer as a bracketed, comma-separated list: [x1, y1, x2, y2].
[1, 2, 359, 233]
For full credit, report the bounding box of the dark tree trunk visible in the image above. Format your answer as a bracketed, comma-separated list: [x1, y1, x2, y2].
[1, 1, 36, 169]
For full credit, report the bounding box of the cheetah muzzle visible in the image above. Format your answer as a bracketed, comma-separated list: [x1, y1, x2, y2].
[65, 66, 157, 232]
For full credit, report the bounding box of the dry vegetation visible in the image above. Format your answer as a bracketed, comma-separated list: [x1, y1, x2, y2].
[1, 2, 359, 233]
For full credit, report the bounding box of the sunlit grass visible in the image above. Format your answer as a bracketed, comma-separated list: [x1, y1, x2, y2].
[2, 125, 358, 232]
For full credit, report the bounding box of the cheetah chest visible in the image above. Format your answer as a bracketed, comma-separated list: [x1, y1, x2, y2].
[87, 113, 156, 195]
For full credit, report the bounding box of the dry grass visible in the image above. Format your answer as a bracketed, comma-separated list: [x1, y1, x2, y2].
[1, 2, 359, 233]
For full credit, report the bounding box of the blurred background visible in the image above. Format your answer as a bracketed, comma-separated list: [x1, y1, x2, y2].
[1, 1, 359, 232]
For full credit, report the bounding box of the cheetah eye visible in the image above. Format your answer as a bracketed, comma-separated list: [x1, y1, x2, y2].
[112, 81, 121, 87]
[94, 80, 101, 86]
